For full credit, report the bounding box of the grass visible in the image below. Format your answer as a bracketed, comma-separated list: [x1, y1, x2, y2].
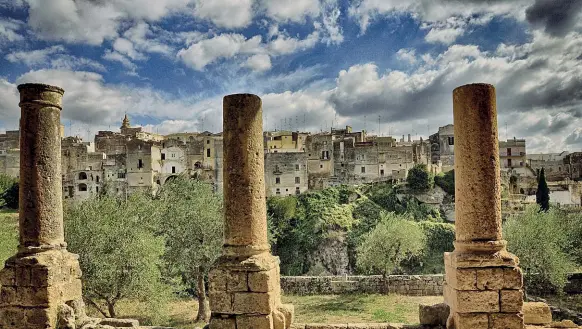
[0, 210, 18, 265]
[283, 294, 443, 324]
[87, 294, 443, 328]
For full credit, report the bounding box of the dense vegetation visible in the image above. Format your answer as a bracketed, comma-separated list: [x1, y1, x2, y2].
[0, 173, 18, 209]
[268, 173, 454, 276]
[64, 176, 223, 323]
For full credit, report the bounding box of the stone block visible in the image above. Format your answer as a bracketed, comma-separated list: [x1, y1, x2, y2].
[273, 309, 286, 329]
[503, 268, 523, 289]
[15, 266, 32, 287]
[227, 271, 248, 292]
[347, 324, 390, 328]
[209, 269, 228, 292]
[210, 317, 236, 329]
[0, 307, 26, 327]
[447, 287, 499, 313]
[233, 292, 274, 315]
[99, 318, 140, 327]
[249, 268, 276, 292]
[490, 313, 524, 329]
[0, 267, 15, 286]
[550, 320, 578, 328]
[237, 314, 273, 329]
[446, 251, 519, 269]
[419, 303, 450, 325]
[0, 286, 16, 306]
[305, 325, 348, 329]
[279, 303, 295, 327]
[453, 313, 489, 329]
[446, 267, 477, 290]
[210, 291, 233, 313]
[476, 268, 504, 290]
[500, 290, 523, 313]
[25, 307, 54, 327]
[30, 266, 52, 287]
[523, 302, 552, 325]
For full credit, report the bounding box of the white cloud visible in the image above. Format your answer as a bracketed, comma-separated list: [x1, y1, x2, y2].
[103, 50, 138, 71]
[193, 0, 254, 29]
[320, 0, 344, 45]
[348, 0, 531, 34]
[112, 38, 145, 61]
[5, 45, 66, 66]
[268, 30, 320, 55]
[0, 18, 24, 46]
[396, 48, 417, 64]
[24, 0, 193, 45]
[177, 33, 263, 70]
[244, 54, 272, 72]
[261, 0, 320, 23]
[424, 24, 465, 45]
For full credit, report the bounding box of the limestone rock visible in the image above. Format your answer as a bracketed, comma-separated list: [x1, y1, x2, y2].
[549, 320, 578, 328]
[523, 302, 552, 325]
[419, 303, 449, 326]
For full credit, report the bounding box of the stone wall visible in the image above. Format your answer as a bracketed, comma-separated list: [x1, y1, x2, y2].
[281, 275, 444, 296]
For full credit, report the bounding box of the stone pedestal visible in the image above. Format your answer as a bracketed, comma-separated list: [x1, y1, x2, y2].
[208, 94, 293, 329]
[0, 84, 84, 329]
[444, 84, 524, 329]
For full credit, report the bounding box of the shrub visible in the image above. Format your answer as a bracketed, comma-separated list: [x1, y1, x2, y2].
[434, 170, 454, 196]
[406, 164, 434, 193]
[504, 205, 575, 294]
[357, 213, 426, 276]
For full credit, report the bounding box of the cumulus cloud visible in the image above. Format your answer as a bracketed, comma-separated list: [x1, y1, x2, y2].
[261, 0, 320, 23]
[24, 0, 192, 45]
[526, 0, 582, 37]
[423, 17, 467, 44]
[244, 54, 272, 72]
[193, 0, 254, 29]
[396, 48, 417, 64]
[177, 33, 263, 70]
[5, 45, 66, 66]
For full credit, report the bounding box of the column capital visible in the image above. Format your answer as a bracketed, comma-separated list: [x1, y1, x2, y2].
[18, 83, 64, 110]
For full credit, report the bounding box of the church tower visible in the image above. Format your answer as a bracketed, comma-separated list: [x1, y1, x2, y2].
[121, 113, 131, 129]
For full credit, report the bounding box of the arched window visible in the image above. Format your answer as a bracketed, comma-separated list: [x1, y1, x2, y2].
[78, 183, 87, 192]
[195, 161, 202, 169]
[78, 172, 87, 180]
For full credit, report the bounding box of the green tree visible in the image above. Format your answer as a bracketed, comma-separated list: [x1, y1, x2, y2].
[406, 164, 434, 193]
[504, 205, 575, 294]
[434, 170, 455, 196]
[155, 176, 223, 322]
[356, 213, 426, 276]
[64, 192, 170, 321]
[0, 174, 18, 209]
[536, 168, 550, 211]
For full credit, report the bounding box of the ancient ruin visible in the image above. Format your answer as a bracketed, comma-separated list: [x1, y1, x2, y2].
[444, 84, 524, 329]
[208, 94, 294, 329]
[0, 83, 84, 329]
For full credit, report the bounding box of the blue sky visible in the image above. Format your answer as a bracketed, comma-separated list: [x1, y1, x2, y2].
[0, 0, 581, 152]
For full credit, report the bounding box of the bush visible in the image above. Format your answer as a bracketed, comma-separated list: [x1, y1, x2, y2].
[406, 164, 434, 193]
[504, 205, 575, 294]
[0, 174, 18, 209]
[356, 213, 426, 276]
[434, 170, 454, 196]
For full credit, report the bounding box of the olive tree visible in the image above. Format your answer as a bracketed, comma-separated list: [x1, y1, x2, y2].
[155, 176, 223, 322]
[64, 191, 169, 320]
[356, 213, 426, 276]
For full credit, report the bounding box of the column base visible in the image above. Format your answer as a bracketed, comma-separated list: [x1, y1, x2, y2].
[208, 252, 294, 329]
[0, 249, 84, 329]
[444, 250, 524, 329]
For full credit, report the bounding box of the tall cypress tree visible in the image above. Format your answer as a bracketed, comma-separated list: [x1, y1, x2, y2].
[536, 167, 550, 211]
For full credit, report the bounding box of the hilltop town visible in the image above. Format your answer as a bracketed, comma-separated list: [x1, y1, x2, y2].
[1, 115, 582, 208]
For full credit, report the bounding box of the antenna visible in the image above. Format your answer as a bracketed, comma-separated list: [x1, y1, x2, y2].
[364, 115, 367, 132]
[378, 115, 381, 137]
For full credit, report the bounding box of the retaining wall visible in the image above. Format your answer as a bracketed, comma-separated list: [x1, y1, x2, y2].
[281, 275, 444, 296]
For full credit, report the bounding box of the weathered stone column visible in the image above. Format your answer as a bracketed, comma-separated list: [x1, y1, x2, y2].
[444, 84, 524, 329]
[0, 83, 84, 329]
[209, 94, 294, 329]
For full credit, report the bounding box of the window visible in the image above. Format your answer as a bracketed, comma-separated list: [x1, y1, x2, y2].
[207, 140, 210, 144]
[172, 166, 176, 174]
[96, 187, 99, 194]
[78, 183, 87, 192]
[276, 177, 280, 184]
[138, 159, 143, 169]
[161, 153, 166, 160]
[195, 162, 202, 169]
[507, 148, 512, 156]
[361, 166, 366, 173]
[96, 176, 100, 183]
[295, 177, 300, 184]
[295, 187, 300, 195]
[78, 172, 87, 180]
[508, 159, 512, 167]
[448, 136, 454, 145]
[117, 172, 126, 179]
[380, 169, 385, 176]
[320, 164, 323, 169]
[207, 149, 211, 157]
[276, 188, 281, 195]
[295, 164, 300, 171]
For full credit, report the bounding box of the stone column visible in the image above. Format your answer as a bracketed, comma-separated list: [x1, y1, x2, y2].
[0, 83, 84, 329]
[444, 84, 524, 329]
[209, 94, 294, 329]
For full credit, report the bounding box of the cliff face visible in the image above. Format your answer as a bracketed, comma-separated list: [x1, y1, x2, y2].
[307, 231, 350, 275]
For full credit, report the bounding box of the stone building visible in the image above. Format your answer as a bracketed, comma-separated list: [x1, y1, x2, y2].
[500, 137, 527, 169]
[429, 124, 455, 171]
[264, 152, 308, 196]
[527, 152, 570, 181]
[264, 130, 308, 153]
